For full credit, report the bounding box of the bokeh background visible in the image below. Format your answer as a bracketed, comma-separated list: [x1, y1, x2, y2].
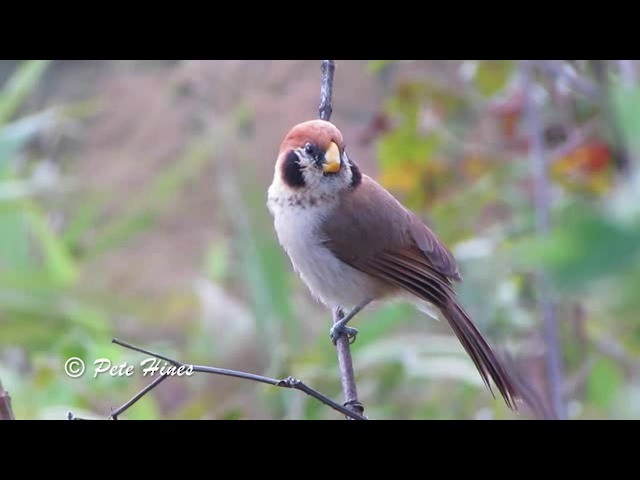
[0, 60, 639, 420]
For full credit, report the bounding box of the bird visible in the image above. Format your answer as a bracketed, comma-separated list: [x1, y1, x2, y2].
[267, 119, 520, 411]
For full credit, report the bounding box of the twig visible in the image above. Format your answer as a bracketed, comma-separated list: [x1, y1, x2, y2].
[333, 308, 365, 418]
[319, 60, 335, 121]
[107, 338, 366, 420]
[521, 60, 568, 420]
[0, 378, 15, 420]
[110, 373, 170, 420]
[318, 60, 366, 418]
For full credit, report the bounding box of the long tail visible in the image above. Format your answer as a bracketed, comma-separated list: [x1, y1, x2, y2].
[355, 253, 521, 410]
[443, 300, 520, 411]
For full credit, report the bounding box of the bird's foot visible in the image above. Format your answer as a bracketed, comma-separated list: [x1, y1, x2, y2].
[330, 322, 359, 345]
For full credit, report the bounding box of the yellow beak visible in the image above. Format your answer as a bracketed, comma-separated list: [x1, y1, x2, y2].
[323, 142, 341, 173]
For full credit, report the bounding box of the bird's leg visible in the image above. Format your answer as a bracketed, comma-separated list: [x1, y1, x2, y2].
[330, 298, 373, 345]
[331, 307, 359, 345]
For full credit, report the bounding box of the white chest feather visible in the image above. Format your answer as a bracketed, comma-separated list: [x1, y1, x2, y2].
[267, 187, 378, 309]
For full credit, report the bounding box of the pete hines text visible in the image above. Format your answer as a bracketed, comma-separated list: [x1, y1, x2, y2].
[92, 358, 194, 378]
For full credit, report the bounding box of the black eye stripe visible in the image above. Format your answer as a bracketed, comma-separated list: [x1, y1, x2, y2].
[281, 150, 305, 188]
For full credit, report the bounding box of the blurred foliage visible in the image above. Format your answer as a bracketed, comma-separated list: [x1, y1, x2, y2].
[366, 60, 640, 419]
[1, 60, 639, 419]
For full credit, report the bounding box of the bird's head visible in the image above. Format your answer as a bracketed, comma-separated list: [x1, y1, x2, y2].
[274, 120, 361, 195]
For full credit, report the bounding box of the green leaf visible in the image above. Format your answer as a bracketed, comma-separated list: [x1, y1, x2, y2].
[237, 184, 296, 349]
[60, 195, 103, 248]
[377, 129, 440, 169]
[352, 303, 416, 348]
[474, 61, 514, 97]
[0, 152, 31, 270]
[611, 83, 640, 155]
[0, 60, 52, 124]
[587, 358, 623, 410]
[205, 239, 230, 281]
[0, 111, 56, 171]
[60, 300, 111, 337]
[0, 269, 66, 293]
[0, 208, 30, 270]
[514, 207, 640, 292]
[26, 204, 78, 286]
[88, 212, 156, 257]
[368, 60, 394, 75]
[0, 315, 63, 347]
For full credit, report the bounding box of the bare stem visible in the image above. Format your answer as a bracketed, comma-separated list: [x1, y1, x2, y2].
[0, 378, 15, 420]
[110, 373, 170, 420]
[333, 308, 365, 418]
[102, 338, 367, 420]
[521, 60, 567, 420]
[319, 60, 335, 121]
[318, 59, 365, 418]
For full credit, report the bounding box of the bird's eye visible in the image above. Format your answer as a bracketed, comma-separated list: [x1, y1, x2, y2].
[304, 143, 315, 155]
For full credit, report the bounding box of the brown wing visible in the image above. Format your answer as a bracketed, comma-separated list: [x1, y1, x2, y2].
[321, 175, 520, 410]
[321, 175, 461, 282]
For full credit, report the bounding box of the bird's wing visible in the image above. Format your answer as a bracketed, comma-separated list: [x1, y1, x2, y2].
[320, 174, 461, 283]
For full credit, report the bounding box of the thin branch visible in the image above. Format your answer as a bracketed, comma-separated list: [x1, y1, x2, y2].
[521, 60, 568, 420]
[110, 373, 170, 420]
[319, 60, 335, 121]
[108, 338, 366, 420]
[0, 378, 15, 420]
[318, 60, 365, 418]
[333, 308, 365, 418]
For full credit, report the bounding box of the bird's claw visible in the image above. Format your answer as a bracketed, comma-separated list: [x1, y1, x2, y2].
[330, 324, 359, 345]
